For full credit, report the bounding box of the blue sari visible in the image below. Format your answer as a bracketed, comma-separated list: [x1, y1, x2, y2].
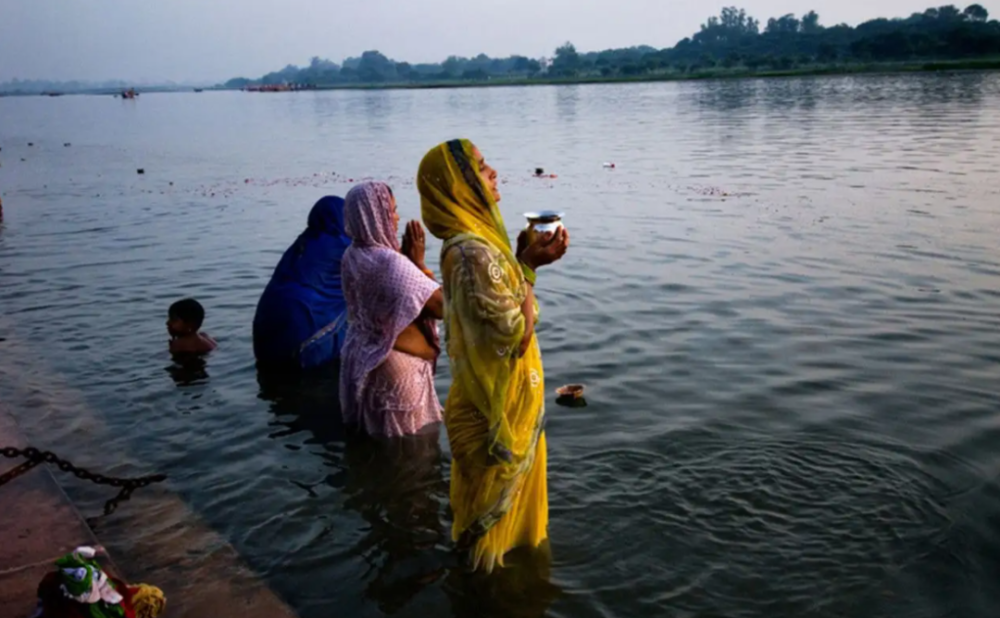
[253, 196, 351, 369]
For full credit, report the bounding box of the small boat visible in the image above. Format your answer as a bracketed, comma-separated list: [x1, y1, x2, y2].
[194, 88, 204, 93]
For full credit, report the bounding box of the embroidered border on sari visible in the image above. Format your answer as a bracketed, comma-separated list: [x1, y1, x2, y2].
[298, 310, 347, 360]
[457, 403, 547, 549]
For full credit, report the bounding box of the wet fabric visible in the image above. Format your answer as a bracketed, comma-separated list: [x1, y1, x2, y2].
[253, 196, 350, 369]
[418, 139, 548, 572]
[356, 349, 443, 436]
[339, 181, 442, 437]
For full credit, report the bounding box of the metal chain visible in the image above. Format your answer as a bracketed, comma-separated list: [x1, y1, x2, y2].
[0, 445, 167, 493]
[0, 457, 42, 486]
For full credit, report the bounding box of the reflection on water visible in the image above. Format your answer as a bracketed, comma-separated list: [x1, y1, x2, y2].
[166, 356, 210, 387]
[2, 72, 1000, 617]
[340, 430, 448, 613]
[255, 366, 560, 617]
[443, 545, 561, 618]
[555, 85, 580, 122]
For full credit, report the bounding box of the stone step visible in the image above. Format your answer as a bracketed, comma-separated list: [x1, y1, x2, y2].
[0, 403, 298, 618]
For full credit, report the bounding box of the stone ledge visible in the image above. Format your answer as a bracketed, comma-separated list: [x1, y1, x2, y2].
[0, 404, 299, 618]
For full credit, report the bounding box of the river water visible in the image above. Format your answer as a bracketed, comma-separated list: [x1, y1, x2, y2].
[2, 73, 1000, 617]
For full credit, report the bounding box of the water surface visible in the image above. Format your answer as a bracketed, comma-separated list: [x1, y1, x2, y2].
[2, 73, 1000, 617]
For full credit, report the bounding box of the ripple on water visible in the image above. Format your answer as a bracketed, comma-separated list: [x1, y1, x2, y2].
[551, 431, 957, 617]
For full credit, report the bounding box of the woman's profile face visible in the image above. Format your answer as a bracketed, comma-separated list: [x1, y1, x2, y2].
[389, 192, 400, 235]
[472, 146, 501, 203]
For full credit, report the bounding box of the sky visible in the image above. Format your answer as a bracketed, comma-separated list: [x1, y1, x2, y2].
[2, 0, 997, 83]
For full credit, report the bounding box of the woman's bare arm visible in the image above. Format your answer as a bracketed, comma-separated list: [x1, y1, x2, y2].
[420, 288, 444, 320]
[393, 323, 437, 361]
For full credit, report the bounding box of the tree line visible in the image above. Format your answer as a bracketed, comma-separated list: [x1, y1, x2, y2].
[225, 53, 543, 88]
[226, 4, 999, 87]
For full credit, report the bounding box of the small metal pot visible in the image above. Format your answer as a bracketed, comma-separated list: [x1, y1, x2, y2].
[523, 211, 565, 246]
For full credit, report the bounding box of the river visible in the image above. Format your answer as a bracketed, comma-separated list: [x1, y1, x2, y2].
[2, 72, 1000, 617]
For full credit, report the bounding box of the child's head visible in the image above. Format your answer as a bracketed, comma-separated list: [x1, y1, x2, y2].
[167, 298, 205, 337]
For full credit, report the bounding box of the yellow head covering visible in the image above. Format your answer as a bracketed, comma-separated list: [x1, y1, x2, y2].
[417, 139, 518, 272]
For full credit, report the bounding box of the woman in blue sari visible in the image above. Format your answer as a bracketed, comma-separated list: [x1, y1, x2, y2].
[253, 196, 351, 370]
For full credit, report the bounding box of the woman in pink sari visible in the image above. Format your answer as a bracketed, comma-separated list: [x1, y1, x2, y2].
[340, 181, 444, 437]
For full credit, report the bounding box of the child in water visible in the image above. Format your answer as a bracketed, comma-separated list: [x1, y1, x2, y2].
[167, 298, 217, 354]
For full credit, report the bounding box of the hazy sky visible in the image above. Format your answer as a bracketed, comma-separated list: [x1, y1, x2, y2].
[2, 0, 997, 83]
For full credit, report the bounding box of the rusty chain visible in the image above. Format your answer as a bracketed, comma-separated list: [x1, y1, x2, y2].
[1, 446, 167, 515]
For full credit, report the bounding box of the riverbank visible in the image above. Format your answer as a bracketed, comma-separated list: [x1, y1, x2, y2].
[248, 57, 1000, 92]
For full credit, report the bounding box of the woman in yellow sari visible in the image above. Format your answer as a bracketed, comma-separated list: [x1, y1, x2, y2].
[418, 139, 569, 572]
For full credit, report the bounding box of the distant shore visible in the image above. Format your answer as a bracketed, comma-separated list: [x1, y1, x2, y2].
[236, 57, 1000, 93]
[3, 58, 999, 97]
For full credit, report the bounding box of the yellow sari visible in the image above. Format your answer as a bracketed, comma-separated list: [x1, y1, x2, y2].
[418, 139, 548, 572]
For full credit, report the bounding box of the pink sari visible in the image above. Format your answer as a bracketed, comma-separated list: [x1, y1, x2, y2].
[340, 182, 443, 437]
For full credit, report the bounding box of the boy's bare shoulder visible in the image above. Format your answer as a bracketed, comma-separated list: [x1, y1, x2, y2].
[170, 333, 217, 354]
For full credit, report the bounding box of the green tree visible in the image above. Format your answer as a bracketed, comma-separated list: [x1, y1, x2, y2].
[817, 42, 838, 62]
[551, 42, 581, 76]
[937, 4, 962, 21]
[461, 68, 488, 80]
[298, 56, 340, 85]
[801, 10, 822, 33]
[963, 3, 989, 20]
[396, 62, 414, 80]
[698, 7, 759, 43]
[766, 14, 801, 34]
[261, 64, 299, 85]
[512, 56, 540, 74]
[775, 55, 795, 70]
[357, 50, 395, 82]
[441, 56, 462, 78]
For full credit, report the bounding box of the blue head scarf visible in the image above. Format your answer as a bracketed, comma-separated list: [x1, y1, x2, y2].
[253, 196, 351, 368]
